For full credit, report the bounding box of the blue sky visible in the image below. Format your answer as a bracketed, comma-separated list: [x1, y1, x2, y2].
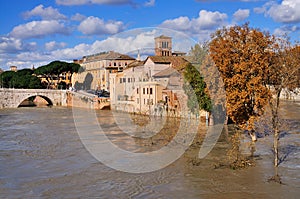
[0, 0, 299, 70]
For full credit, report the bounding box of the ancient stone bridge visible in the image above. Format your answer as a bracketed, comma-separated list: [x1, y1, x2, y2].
[0, 88, 111, 109]
[0, 88, 67, 108]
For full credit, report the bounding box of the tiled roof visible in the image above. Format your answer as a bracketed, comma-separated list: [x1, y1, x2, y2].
[147, 56, 190, 72]
[85, 51, 135, 62]
[153, 67, 180, 78]
[126, 60, 145, 68]
[155, 35, 172, 39]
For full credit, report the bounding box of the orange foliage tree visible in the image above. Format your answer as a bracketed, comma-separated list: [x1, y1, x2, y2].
[209, 23, 273, 138]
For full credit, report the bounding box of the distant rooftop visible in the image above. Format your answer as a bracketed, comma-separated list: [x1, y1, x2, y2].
[155, 35, 172, 39]
[146, 56, 190, 73]
[83, 51, 135, 62]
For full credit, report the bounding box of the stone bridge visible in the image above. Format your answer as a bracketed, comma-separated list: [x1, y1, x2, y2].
[0, 88, 68, 108]
[0, 88, 111, 109]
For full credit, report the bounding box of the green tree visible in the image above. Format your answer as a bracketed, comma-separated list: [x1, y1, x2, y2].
[183, 62, 212, 114]
[188, 43, 208, 66]
[0, 71, 15, 88]
[34, 61, 80, 88]
[0, 69, 44, 89]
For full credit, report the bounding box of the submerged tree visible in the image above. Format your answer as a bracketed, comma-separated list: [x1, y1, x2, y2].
[267, 38, 300, 169]
[209, 23, 273, 140]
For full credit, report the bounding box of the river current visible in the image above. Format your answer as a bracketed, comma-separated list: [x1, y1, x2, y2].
[0, 102, 299, 198]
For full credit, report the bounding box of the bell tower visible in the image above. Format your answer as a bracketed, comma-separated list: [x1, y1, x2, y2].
[155, 35, 172, 56]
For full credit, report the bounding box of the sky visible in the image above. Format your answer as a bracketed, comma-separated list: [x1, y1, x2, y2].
[0, 0, 299, 70]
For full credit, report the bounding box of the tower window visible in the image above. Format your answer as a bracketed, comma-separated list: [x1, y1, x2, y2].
[162, 41, 168, 48]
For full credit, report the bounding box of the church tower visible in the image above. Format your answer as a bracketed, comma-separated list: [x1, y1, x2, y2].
[155, 35, 172, 56]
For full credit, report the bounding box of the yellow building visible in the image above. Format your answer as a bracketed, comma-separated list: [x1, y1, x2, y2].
[72, 51, 136, 91]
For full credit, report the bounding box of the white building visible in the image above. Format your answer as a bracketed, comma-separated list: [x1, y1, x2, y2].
[110, 56, 190, 116]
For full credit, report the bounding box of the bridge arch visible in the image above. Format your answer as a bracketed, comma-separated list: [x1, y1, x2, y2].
[18, 94, 54, 107]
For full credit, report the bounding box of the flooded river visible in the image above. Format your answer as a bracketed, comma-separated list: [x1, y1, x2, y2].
[0, 102, 299, 198]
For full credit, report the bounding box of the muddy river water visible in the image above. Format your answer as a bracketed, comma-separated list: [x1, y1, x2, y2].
[0, 102, 299, 198]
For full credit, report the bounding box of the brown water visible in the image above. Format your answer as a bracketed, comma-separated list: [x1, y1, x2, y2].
[0, 102, 299, 198]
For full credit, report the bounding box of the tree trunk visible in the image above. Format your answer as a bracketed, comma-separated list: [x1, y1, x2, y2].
[272, 90, 281, 167]
[274, 128, 279, 167]
[249, 130, 257, 142]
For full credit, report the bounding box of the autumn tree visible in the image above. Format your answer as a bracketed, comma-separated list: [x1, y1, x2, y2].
[267, 37, 300, 170]
[209, 23, 272, 140]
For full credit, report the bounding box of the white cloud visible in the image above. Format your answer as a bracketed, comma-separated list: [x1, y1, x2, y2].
[1, 28, 197, 69]
[0, 36, 37, 54]
[9, 20, 71, 39]
[144, 0, 155, 7]
[78, 16, 125, 35]
[233, 9, 250, 22]
[160, 17, 192, 32]
[56, 0, 89, 5]
[23, 4, 67, 20]
[160, 10, 227, 41]
[56, 0, 133, 6]
[256, 0, 300, 23]
[192, 10, 228, 30]
[45, 41, 67, 51]
[274, 25, 299, 36]
[71, 13, 87, 21]
[0, 37, 23, 53]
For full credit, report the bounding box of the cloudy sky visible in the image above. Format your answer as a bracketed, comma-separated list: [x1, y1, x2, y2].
[0, 0, 299, 70]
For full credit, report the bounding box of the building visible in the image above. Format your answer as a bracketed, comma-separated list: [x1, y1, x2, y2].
[110, 54, 191, 116]
[72, 51, 136, 91]
[155, 35, 172, 56]
[10, 66, 17, 72]
[108, 35, 210, 118]
[38, 71, 73, 89]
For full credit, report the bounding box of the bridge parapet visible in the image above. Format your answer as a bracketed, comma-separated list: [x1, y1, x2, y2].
[0, 88, 67, 108]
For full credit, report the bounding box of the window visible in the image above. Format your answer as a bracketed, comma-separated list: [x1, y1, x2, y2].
[150, 88, 153, 95]
[144, 98, 145, 104]
[123, 78, 126, 83]
[114, 62, 117, 66]
[120, 78, 122, 83]
[147, 88, 149, 94]
[162, 41, 169, 48]
[137, 98, 139, 104]
[143, 88, 145, 94]
[137, 88, 139, 94]
[128, 78, 130, 83]
[109, 62, 111, 66]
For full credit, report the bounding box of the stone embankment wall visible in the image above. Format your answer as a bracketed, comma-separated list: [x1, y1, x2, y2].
[66, 91, 110, 110]
[280, 88, 300, 101]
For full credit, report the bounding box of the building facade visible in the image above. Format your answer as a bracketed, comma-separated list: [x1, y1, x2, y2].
[110, 55, 191, 116]
[72, 51, 135, 91]
[155, 35, 172, 56]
